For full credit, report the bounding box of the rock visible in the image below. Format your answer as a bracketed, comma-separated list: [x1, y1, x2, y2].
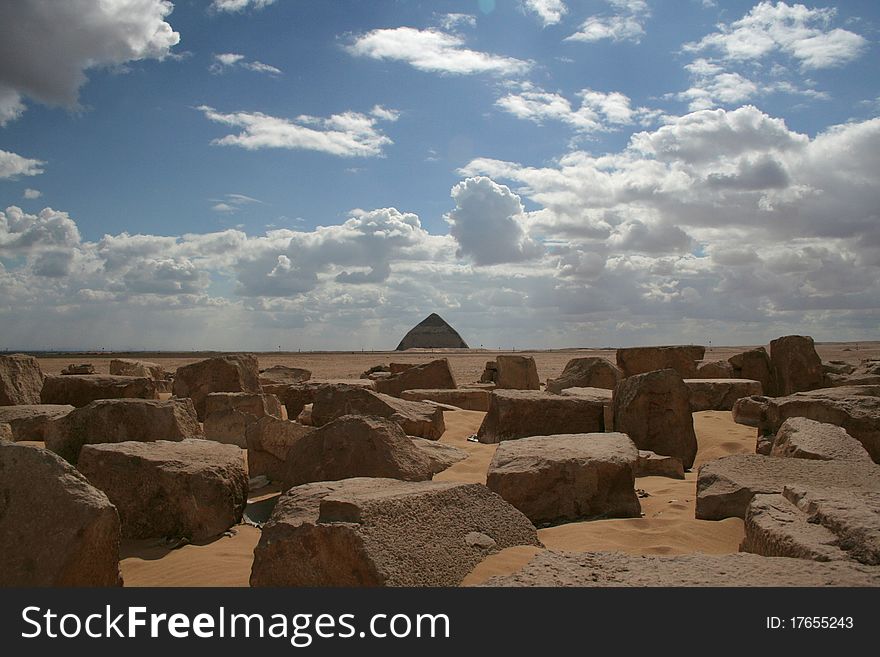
[696, 360, 734, 378]
[109, 358, 166, 380]
[769, 417, 873, 462]
[824, 373, 880, 387]
[389, 363, 413, 374]
[203, 392, 283, 448]
[769, 335, 824, 396]
[750, 386, 880, 463]
[395, 313, 469, 350]
[685, 378, 763, 412]
[695, 454, 880, 520]
[728, 347, 776, 397]
[741, 487, 880, 565]
[77, 439, 248, 540]
[258, 365, 311, 386]
[245, 416, 313, 482]
[360, 364, 391, 379]
[635, 450, 685, 479]
[0, 354, 44, 406]
[297, 403, 313, 425]
[250, 478, 540, 586]
[374, 358, 457, 397]
[823, 361, 856, 376]
[409, 437, 468, 473]
[732, 394, 769, 428]
[45, 398, 203, 464]
[172, 354, 261, 420]
[268, 381, 327, 419]
[487, 433, 641, 524]
[0, 404, 74, 441]
[0, 442, 121, 586]
[282, 415, 454, 489]
[481, 550, 880, 587]
[311, 384, 445, 440]
[61, 363, 95, 375]
[494, 355, 540, 390]
[559, 387, 613, 403]
[545, 357, 622, 394]
[400, 388, 490, 411]
[41, 374, 158, 408]
[480, 361, 498, 384]
[612, 369, 698, 469]
[0, 423, 11, 442]
[615, 345, 705, 379]
[476, 390, 605, 444]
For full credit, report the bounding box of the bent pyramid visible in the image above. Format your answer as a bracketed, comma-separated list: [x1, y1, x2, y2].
[396, 313, 469, 351]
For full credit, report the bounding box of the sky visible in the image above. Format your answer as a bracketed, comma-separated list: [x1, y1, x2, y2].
[1, 0, 879, 351]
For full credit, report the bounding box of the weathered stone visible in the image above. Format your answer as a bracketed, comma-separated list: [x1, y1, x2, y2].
[396, 313, 469, 350]
[0, 354, 44, 406]
[109, 358, 165, 380]
[245, 416, 313, 482]
[480, 361, 498, 384]
[0, 443, 121, 586]
[267, 381, 327, 419]
[728, 347, 776, 397]
[389, 363, 413, 375]
[41, 374, 158, 408]
[360, 364, 391, 379]
[477, 390, 605, 444]
[0, 423, 11, 442]
[374, 358, 457, 397]
[559, 387, 613, 403]
[546, 357, 622, 394]
[770, 417, 873, 462]
[258, 365, 311, 386]
[45, 398, 202, 464]
[77, 439, 248, 540]
[61, 363, 95, 375]
[494, 355, 540, 390]
[732, 394, 769, 428]
[0, 404, 74, 441]
[400, 388, 490, 411]
[825, 373, 880, 387]
[172, 354, 261, 420]
[482, 550, 880, 587]
[770, 335, 824, 396]
[696, 360, 734, 378]
[203, 392, 283, 448]
[612, 369, 697, 469]
[685, 378, 763, 412]
[487, 433, 641, 524]
[311, 384, 445, 440]
[250, 478, 540, 586]
[615, 345, 705, 379]
[695, 454, 880, 520]
[410, 438, 468, 473]
[635, 450, 685, 479]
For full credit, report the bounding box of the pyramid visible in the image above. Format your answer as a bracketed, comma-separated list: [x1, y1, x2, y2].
[396, 313, 469, 351]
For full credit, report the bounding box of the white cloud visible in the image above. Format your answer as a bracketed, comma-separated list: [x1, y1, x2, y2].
[23, 188, 42, 200]
[684, 1, 868, 70]
[210, 0, 276, 12]
[0, 150, 46, 180]
[211, 193, 263, 213]
[0, 0, 179, 121]
[346, 27, 531, 76]
[523, 0, 568, 26]
[566, 0, 650, 43]
[210, 52, 282, 75]
[198, 105, 397, 158]
[437, 14, 477, 31]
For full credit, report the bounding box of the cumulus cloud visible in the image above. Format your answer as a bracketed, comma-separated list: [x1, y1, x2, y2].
[566, 0, 650, 43]
[346, 27, 531, 76]
[23, 189, 42, 200]
[0, 150, 45, 180]
[523, 0, 568, 26]
[0, 0, 179, 121]
[437, 13, 477, 31]
[198, 105, 397, 157]
[210, 52, 282, 75]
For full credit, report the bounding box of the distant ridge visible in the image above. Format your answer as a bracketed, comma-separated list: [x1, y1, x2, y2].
[396, 313, 469, 351]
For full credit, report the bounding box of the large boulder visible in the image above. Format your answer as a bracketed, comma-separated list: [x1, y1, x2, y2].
[250, 478, 540, 586]
[259, 365, 311, 386]
[374, 358, 457, 397]
[611, 369, 697, 469]
[281, 415, 456, 489]
[480, 361, 498, 384]
[0, 423, 10, 442]
[267, 381, 328, 419]
[615, 345, 705, 379]
[245, 416, 314, 482]
[769, 417, 873, 463]
[495, 355, 540, 390]
[45, 398, 202, 464]
[41, 374, 158, 408]
[635, 450, 685, 479]
[172, 354, 261, 420]
[487, 433, 641, 524]
[310, 384, 445, 440]
[400, 388, 490, 411]
[61, 363, 95, 375]
[731, 394, 768, 428]
[769, 335, 824, 396]
[545, 357, 622, 394]
[77, 439, 248, 541]
[203, 392, 283, 448]
[482, 550, 880, 587]
[476, 390, 605, 444]
[0, 354, 44, 405]
[741, 486, 880, 565]
[695, 454, 880, 520]
[109, 358, 165, 380]
[685, 378, 763, 412]
[728, 347, 775, 397]
[0, 404, 74, 441]
[0, 443, 121, 586]
[696, 360, 734, 378]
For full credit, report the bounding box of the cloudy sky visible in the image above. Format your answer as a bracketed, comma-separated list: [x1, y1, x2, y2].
[1, 0, 878, 351]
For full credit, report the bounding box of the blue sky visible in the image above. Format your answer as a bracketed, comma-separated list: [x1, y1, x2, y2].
[1, 1, 879, 350]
